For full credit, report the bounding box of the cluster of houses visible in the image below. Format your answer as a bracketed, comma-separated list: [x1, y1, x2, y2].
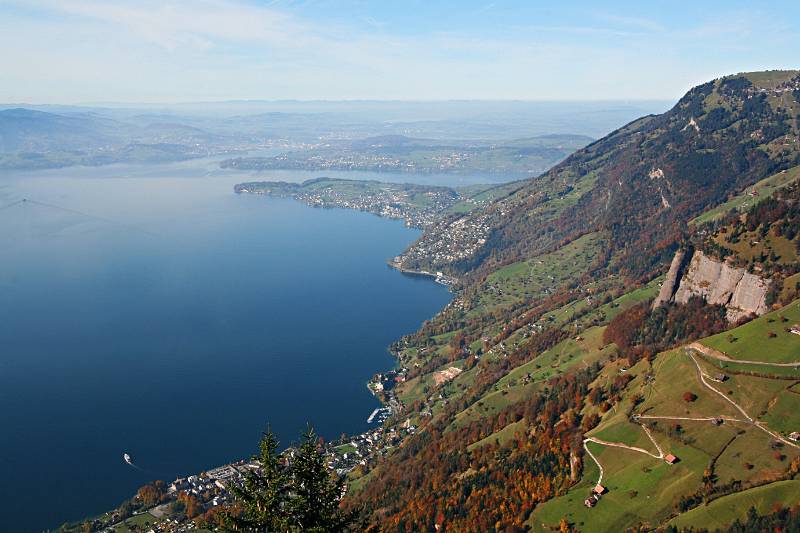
[291, 186, 457, 229]
[745, 78, 800, 98]
[167, 460, 260, 507]
[327, 419, 418, 476]
[368, 367, 408, 393]
[394, 207, 496, 272]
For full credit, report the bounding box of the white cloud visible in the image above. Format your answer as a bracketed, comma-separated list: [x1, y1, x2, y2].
[0, 0, 797, 103]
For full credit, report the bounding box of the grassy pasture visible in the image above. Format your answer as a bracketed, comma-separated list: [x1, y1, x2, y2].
[701, 299, 800, 364]
[530, 435, 707, 532]
[473, 232, 602, 314]
[691, 164, 800, 225]
[667, 480, 800, 530]
[761, 390, 800, 435]
[638, 350, 742, 419]
[714, 428, 800, 487]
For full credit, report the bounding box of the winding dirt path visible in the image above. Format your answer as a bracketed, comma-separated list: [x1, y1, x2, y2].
[582, 347, 800, 490]
[583, 420, 666, 486]
[688, 342, 800, 368]
[636, 415, 747, 423]
[584, 435, 663, 460]
[687, 352, 752, 421]
[582, 439, 604, 485]
[679, 350, 797, 450]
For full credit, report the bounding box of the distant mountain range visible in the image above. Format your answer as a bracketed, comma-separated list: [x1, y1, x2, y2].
[0, 101, 668, 171]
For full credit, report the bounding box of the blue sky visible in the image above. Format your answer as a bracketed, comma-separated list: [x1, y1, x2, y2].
[0, 0, 798, 103]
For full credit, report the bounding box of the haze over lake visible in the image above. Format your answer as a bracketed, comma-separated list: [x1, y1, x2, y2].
[0, 161, 456, 532]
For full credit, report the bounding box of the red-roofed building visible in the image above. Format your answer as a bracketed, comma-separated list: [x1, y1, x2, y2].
[665, 454, 679, 464]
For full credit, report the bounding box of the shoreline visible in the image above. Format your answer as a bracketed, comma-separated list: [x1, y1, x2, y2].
[70, 220, 452, 533]
[387, 260, 457, 287]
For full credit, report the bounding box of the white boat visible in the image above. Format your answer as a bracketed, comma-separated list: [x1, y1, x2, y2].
[123, 453, 133, 465]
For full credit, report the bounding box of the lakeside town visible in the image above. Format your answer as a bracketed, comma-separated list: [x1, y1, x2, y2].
[234, 177, 500, 280]
[219, 134, 589, 176]
[223, 150, 477, 174]
[235, 178, 467, 229]
[392, 206, 496, 270]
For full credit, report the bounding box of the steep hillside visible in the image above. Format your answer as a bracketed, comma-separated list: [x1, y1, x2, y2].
[397, 70, 800, 283]
[341, 72, 800, 532]
[654, 250, 772, 322]
[531, 302, 800, 531]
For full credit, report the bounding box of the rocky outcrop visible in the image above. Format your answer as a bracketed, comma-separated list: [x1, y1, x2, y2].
[657, 250, 771, 322]
[652, 250, 687, 308]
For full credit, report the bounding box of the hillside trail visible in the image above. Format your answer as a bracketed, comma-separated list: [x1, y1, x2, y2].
[583, 418, 666, 486]
[687, 352, 752, 421]
[583, 348, 800, 487]
[637, 352, 800, 452]
[684, 351, 798, 450]
[688, 342, 800, 368]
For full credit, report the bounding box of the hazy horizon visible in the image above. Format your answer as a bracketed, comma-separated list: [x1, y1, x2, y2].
[2, 1, 798, 104]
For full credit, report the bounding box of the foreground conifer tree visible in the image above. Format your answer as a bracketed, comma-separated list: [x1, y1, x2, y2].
[223, 427, 361, 532]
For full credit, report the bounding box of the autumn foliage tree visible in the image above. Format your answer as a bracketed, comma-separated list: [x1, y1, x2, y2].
[604, 297, 728, 364]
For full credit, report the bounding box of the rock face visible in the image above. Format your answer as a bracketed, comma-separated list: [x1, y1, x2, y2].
[569, 449, 580, 482]
[652, 250, 687, 308]
[658, 250, 771, 322]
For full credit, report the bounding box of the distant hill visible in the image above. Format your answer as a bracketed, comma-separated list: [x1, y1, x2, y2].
[0, 108, 122, 152]
[0, 108, 226, 169]
[220, 133, 594, 175]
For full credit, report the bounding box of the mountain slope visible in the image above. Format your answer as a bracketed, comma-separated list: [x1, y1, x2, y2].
[397, 70, 800, 283]
[342, 71, 800, 532]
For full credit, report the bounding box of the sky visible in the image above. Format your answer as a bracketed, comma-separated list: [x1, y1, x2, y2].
[0, 0, 798, 104]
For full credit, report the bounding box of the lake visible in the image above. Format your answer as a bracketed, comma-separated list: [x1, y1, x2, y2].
[0, 161, 456, 532]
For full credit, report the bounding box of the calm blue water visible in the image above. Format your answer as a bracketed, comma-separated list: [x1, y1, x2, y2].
[0, 166, 451, 532]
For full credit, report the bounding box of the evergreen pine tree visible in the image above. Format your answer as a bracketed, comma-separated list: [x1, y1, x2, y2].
[224, 426, 361, 532]
[289, 427, 361, 532]
[223, 429, 292, 532]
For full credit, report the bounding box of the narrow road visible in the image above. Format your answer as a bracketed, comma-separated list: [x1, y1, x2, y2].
[686, 350, 798, 449]
[637, 414, 747, 423]
[585, 435, 663, 460]
[687, 352, 753, 421]
[583, 439, 604, 486]
[688, 342, 800, 368]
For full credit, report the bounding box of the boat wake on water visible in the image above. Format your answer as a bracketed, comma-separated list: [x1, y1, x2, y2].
[123, 453, 144, 471]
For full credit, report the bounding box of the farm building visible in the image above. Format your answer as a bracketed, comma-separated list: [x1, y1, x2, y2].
[665, 454, 679, 464]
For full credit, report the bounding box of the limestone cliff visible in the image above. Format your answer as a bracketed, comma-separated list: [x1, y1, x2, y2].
[652, 250, 687, 308]
[657, 250, 771, 322]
